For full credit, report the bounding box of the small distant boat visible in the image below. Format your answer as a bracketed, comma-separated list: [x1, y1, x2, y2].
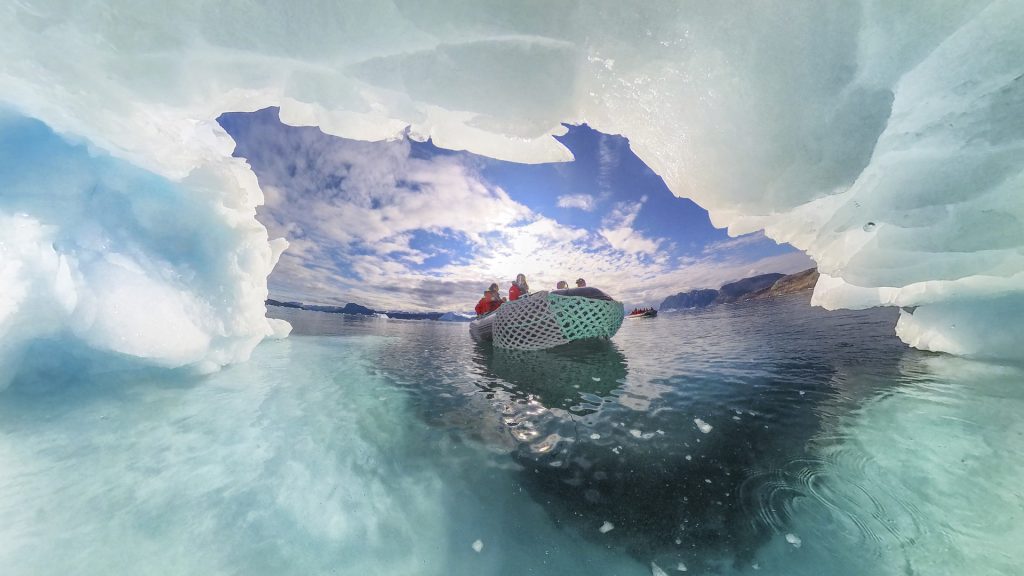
[470, 287, 624, 350]
[626, 309, 658, 319]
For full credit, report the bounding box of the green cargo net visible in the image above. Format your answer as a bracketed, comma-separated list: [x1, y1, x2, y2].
[492, 291, 624, 350]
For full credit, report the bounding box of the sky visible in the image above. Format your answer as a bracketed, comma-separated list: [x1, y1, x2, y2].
[219, 108, 812, 313]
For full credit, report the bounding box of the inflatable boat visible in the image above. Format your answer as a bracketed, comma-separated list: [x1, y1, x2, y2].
[469, 287, 624, 350]
[626, 309, 658, 319]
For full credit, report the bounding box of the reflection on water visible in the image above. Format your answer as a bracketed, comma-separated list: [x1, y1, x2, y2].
[277, 296, 1024, 574]
[477, 339, 627, 412]
[2, 298, 1019, 575]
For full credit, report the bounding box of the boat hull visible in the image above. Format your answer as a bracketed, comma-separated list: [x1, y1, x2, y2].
[469, 312, 495, 341]
[470, 289, 624, 350]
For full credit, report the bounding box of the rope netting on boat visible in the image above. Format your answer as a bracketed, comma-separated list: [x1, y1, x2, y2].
[493, 291, 624, 350]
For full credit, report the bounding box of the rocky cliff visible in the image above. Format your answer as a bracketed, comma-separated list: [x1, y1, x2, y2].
[659, 268, 818, 310]
[767, 268, 819, 297]
[715, 273, 785, 303]
[660, 288, 720, 310]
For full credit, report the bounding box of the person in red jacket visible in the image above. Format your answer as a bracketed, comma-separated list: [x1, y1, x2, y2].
[509, 273, 530, 301]
[475, 283, 505, 316]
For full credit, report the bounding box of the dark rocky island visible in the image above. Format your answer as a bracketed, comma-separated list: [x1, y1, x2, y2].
[660, 268, 819, 310]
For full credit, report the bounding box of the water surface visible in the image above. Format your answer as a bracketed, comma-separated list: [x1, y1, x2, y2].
[1, 296, 1021, 575]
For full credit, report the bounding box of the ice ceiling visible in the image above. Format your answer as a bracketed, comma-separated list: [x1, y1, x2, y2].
[1, 0, 1022, 382]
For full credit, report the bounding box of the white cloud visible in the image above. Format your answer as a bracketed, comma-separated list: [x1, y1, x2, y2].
[598, 196, 664, 256]
[233, 112, 815, 313]
[557, 194, 596, 211]
[702, 231, 773, 254]
[597, 133, 620, 193]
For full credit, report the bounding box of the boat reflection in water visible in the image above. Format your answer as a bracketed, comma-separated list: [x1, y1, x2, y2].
[471, 333, 829, 570]
[476, 339, 627, 412]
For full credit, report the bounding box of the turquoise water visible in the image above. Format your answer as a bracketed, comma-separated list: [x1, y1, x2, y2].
[1, 296, 1022, 575]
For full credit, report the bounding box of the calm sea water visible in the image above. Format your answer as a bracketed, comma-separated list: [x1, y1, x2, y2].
[1, 296, 1022, 575]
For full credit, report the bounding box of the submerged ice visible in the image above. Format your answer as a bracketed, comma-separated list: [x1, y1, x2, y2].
[1, 0, 1023, 375]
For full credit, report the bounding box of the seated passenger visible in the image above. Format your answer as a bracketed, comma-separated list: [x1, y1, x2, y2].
[556, 280, 568, 290]
[575, 278, 587, 288]
[474, 283, 505, 316]
[509, 273, 530, 301]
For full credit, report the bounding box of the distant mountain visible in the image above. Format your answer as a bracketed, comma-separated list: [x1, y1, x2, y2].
[385, 311, 444, 321]
[267, 298, 464, 321]
[266, 298, 302, 309]
[659, 268, 818, 310]
[661, 288, 719, 310]
[301, 302, 376, 315]
[716, 273, 785, 303]
[767, 268, 819, 297]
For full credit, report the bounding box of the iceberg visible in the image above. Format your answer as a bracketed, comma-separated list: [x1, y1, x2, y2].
[1, 0, 1021, 378]
[0, 110, 290, 388]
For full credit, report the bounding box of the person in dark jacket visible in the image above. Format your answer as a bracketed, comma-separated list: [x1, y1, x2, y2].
[575, 278, 587, 287]
[509, 274, 530, 301]
[556, 280, 568, 289]
[475, 283, 505, 316]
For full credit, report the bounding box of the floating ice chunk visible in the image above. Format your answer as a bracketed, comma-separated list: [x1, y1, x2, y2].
[694, 419, 713, 434]
[472, 539, 483, 553]
[651, 561, 668, 576]
[599, 521, 614, 534]
[590, 433, 601, 440]
[685, 455, 692, 461]
[630, 429, 643, 438]
[592, 376, 601, 381]
[704, 479, 712, 484]
[676, 561, 688, 572]
[785, 533, 802, 548]
[531, 434, 560, 453]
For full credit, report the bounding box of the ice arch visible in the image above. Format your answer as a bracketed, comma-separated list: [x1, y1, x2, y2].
[1, 0, 1022, 382]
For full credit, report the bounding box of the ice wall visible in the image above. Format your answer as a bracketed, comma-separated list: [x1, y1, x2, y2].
[0, 111, 289, 387]
[1, 0, 1021, 368]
